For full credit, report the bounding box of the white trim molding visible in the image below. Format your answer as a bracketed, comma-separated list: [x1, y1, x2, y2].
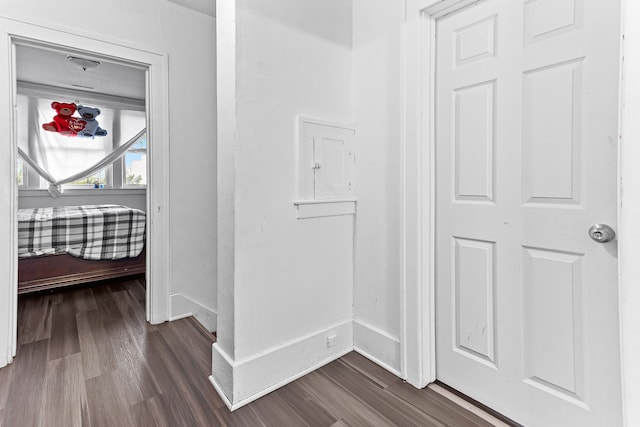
[170, 293, 217, 332]
[0, 31, 18, 367]
[0, 17, 172, 367]
[145, 46, 172, 326]
[293, 199, 357, 219]
[210, 320, 353, 411]
[353, 319, 401, 376]
[402, 0, 450, 389]
[402, 0, 492, 391]
[618, 1, 640, 425]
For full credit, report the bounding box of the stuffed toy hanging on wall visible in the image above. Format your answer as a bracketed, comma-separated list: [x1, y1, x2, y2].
[76, 105, 108, 138]
[42, 102, 86, 136]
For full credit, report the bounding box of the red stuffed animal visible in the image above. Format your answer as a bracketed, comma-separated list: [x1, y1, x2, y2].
[42, 102, 86, 136]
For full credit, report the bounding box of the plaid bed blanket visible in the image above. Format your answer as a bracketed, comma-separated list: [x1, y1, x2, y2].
[18, 205, 146, 260]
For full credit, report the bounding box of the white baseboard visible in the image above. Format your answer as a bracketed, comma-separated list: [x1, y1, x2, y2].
[170, 293, 217, 332]
[353, 319, 401, 376]
[210, 319, 353, 411]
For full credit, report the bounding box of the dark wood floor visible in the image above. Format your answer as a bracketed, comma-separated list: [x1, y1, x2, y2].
[0, 278, 501, 427]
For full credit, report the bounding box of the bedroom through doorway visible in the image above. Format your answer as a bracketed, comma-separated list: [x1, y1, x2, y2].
[13, 41, 150, 349]
[0, 20, 172, 368]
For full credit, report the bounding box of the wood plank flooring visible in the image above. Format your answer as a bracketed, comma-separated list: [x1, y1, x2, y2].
[0, 278, 506, 426]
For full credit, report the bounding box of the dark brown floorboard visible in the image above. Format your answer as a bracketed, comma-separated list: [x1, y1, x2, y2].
[0, 359, 12, 411]
[49, 297, 81, 361]
[41, 353, 88, 427]
[129, 395, 171, 427]
[2, 277, 502, 426]
[298, 368, 390, 427]
[3, 340, 48, 427]
[213, 404, 267, 427]
[17, 296, 52, 346]
[85, 370, 136, 427]
[276, 381, 338, 427]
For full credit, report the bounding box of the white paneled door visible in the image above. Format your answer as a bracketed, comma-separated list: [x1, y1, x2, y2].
[435, 0, 623, 426]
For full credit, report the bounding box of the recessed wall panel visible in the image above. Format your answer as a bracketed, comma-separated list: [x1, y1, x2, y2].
[524, 0, 582, 44]
[454, 81, 495, 202]
[455, 15, 497, 66]
[523, 60, 583, 205]
[522, 247, 584, 400]
[453, 238, 495, 364]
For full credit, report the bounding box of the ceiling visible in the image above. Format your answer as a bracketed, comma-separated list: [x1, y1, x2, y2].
[16, 44, 146, 100]
[168, 0, 215, 17]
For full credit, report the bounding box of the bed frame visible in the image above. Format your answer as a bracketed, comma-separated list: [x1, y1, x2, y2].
[17, 249, 146, 294]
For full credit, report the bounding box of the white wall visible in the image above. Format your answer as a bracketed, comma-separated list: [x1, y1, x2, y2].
[214, 0, 237, 357]
[0, 0, 217, 330]
[352, 0, 404, 374]
[161, 2, 218, 332]
[212, 0, 355, 408]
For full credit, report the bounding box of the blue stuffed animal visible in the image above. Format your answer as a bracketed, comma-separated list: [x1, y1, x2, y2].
[76, 105, 108, 138]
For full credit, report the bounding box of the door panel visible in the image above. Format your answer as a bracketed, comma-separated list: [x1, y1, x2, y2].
[522, 59, 584, 204]
[435, 1, 622, 425]
[453, 237, 496, 365]
[454, 81, 496, 202]
[522, 247, 585, 400]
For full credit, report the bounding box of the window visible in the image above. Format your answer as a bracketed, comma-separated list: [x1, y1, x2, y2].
[125, 136, 147, 186]
[16, 92, 146, 190]
[70, 170, 106, 186]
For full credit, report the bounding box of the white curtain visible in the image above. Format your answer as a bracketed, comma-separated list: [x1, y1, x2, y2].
[18, 128, 146, 197]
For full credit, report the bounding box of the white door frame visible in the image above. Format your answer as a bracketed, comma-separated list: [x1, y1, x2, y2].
[0, 17, 172, 368]
[402, 0, 639, 425]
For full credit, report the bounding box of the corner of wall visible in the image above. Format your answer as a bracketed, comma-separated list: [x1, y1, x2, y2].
[170, 293, 217, 332]
[353, 318, 402, 376]
[210, 342, 235, 408]
[212, 320, 353, 411]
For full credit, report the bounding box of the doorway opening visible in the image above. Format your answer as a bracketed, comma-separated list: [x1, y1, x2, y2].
[0, 20, 171, 367]
[13, 40, 150, 348]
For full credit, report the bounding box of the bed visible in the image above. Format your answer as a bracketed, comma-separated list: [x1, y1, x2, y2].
[17, 205, 146, 294]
